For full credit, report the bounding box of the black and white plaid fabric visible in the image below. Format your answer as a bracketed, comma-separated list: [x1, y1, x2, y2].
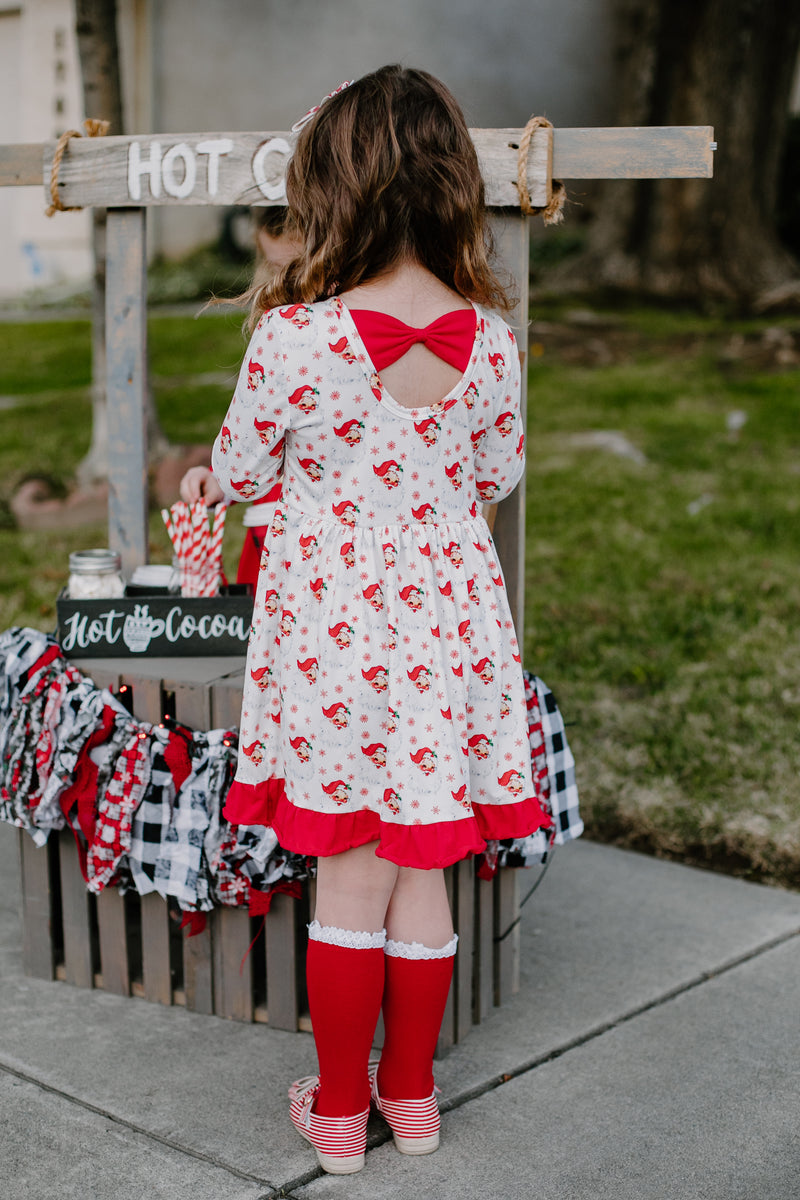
[129, 727, 235, 911]
[493, 673, 582, 869]
[128, 727, 177, 899]
[534, 675, 582, 846]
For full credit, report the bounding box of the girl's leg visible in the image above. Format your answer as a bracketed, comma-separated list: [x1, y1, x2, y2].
[306, 842, 398, 1117]
[383, 865, 453, 947]
[378, 867, 456, 1104]
[314, 839, 398, 930]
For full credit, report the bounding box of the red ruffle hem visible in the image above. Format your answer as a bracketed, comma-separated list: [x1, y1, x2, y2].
[222, 778, 551, 871]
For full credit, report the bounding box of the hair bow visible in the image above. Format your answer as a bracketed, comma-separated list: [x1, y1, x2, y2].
[291, 80, 354, 133]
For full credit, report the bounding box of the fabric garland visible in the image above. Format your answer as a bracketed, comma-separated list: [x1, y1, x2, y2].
[0, 627, 309, 919]
[0, 628, 580, 919]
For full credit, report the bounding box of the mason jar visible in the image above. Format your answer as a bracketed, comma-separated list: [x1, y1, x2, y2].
[67, 549, 126, 599]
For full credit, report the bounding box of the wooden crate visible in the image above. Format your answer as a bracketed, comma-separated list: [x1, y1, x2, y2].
[17, 656, 521, 1047]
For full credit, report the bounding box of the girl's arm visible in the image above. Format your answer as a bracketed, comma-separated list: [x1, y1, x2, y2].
[212, 309, 289, 502]
[472, 327, 526, 506]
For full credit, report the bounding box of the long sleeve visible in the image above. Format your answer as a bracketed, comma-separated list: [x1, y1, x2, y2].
[211, 309, 289, 503]
[472, 323, 525, 505]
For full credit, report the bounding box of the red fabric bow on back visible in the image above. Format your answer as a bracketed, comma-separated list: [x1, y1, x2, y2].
[349, 308, 476, 372]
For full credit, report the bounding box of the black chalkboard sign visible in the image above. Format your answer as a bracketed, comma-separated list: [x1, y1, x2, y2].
[56, 589, 253, 657]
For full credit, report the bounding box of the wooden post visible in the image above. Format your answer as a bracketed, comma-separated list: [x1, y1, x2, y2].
[265, 891, 300, 1030]
[474, 875, 495, 1022]
[212, 906, 254, 1022]
[18, 832, 56, 980]
[58, 833, 95, 989]
[454, 856, 475, 1043]
[494, 867, 520, 1004]
[96, 887, 130, 995]
[140, 892, 173, 1005]
[105, 207, 149, 576]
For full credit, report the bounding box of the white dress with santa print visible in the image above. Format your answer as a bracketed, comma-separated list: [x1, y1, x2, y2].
[212, 297, 547, 869]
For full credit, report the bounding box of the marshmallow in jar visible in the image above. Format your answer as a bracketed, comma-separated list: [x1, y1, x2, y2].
[67, 549, 126, 599]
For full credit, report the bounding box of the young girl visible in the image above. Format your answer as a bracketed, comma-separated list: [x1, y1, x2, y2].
[212, 65, 548, 1175]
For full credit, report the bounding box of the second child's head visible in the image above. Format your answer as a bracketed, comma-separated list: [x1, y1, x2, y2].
[253, 207, 303, 270]
[258, 65, 509, 313]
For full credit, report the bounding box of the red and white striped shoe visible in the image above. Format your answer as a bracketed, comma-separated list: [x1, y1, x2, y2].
[368, 1062, 441, 1155]
[288, 1076, 369, 1174]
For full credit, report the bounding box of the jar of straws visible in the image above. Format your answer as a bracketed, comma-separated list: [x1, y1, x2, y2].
[161, 500, 228, 597]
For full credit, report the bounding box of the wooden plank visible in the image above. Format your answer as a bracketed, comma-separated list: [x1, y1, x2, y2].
[488, 211, 529, 642]
[213, 906, 254, 1021]
[183, 914, 214, 1015]
[170, 676, 212, 731]
[494, 868, 520, 1006]
[474, 876, 495, 1022]
[42, 131, 296, 209]
[106, 208, 149, 577]
[455, 856, 475, 1042]
[265, 891, 299, 1030]
[553, 125, 715, 179]
[0, 143, 41, 186]
[140, 892, 172, 1004]
[73, 657, 246, 685]
[77, 664, 120, 693]
[120, 672, 162, 723]
[435, 865, 456, 1056]
[96, 886, 130, 995]
[18, 832, 55, 980]
[58, 833, 94, 989]
[17, 126, 713, 211]
[473, 126, 551, 208]
[211, 671, 245, 730]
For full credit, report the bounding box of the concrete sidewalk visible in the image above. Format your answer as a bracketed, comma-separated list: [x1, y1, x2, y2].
[2, 823, 799, 1200]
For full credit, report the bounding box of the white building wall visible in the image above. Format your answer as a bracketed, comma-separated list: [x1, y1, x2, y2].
[149, 0, 618, 256]
[0, 0, 92, 298]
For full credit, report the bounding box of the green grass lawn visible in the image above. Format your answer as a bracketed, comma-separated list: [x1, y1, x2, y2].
[1, 305, 799, 887]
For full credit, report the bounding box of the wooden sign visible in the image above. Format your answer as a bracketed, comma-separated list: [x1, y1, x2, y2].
[57, 592, 253, 657]
[0, 125, 715, 208]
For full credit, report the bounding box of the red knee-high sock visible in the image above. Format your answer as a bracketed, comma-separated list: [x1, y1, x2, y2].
[306, 928, 386, 1117]
[377, 938, 456, 1101]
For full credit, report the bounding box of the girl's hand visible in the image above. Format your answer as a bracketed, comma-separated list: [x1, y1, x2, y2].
[179, 466, 225, 506]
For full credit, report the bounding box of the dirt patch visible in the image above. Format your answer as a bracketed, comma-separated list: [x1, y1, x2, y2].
[529, 315, 800, 371]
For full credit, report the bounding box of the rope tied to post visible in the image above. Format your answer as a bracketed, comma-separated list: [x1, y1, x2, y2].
[516, 115, 566, 225]
[45, 118, 110, 217]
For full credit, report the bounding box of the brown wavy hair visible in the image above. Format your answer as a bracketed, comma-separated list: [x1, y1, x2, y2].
[247, 65, 511, 325]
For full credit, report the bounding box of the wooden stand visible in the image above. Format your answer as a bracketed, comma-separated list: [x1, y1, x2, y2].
[16, 655, 520, 1046]
[2, 117, 712, 1043]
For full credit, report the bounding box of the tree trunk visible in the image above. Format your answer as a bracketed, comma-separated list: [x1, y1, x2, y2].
[74, 0, 168, 486]
[551, 0, 800, 308]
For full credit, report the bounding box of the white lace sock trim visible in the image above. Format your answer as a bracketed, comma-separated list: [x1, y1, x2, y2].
[307, 920, 387, 950]
[384, 934, 458, 960]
